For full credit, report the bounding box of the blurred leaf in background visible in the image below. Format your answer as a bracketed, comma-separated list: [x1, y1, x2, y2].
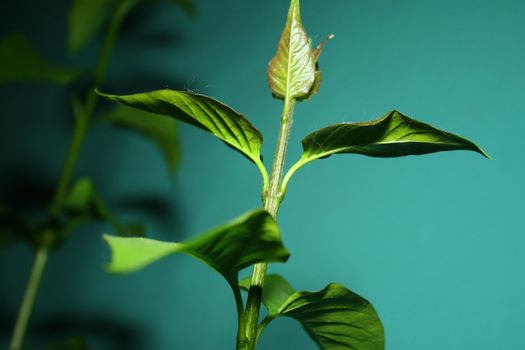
[68, 0, 114, 54]
[105, 105, 181, 172]
[0, 34, 80, 84]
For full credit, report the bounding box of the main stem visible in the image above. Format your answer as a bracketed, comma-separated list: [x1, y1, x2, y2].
[239, 98, 295, 349]
[10, 3, 132, 348]
[9, 246, 49, 350]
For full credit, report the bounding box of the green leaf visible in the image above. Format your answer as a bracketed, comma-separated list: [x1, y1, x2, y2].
[104, 209, 289, 286]
[63, 178, 96, 213]
[279, 283, 384, 350]
[0, 34, 80, 84]
[241, 275, 384, 350]
[283, 110, 490, 189]
[63, 178, 143, 236]
[301, 111, 490, 160]
[169, 0, 197, 18]
[268, 0, 316, 100]
[68, 0, 114, 54]
[106, 105, 180, 172]
[96, 90, 266, 171]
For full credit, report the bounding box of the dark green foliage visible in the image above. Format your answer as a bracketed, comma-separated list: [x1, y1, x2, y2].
[0, 34, 80, 84]
[105, 106, 181, 171]
[86, 0, 489, 349]
[301, 110, 489, 161]
[104, 209, 289, 289]
[97, 90, 264, 167]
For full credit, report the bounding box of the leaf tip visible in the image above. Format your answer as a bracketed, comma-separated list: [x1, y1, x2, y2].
[102, 233, 114, 246]
[282, 250, 291, 263]
[95, 89, 118, 102]
[102, 234, 118, 273]
[94, 88, 105, 97]
[478, 147, 492, 160]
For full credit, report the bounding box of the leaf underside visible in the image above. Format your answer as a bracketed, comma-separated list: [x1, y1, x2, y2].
[96, 89, 263, 166]
[267, 0, 316, 100]
[106, 105, 181, 171]
[282, 283, 385, 350]
[104, 209, 289, 286]
[0, 34, 80, 84]
[240, 274, 384, 350]
[301, 110, 490, 164]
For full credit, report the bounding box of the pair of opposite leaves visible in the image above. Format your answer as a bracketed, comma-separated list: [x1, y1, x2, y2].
[96, 0, 487, 183]
[100, 0, 488, 349]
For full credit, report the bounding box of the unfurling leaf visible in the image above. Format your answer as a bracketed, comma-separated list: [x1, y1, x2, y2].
[268, 0, 316, 100]
[96, 90, 266, 172]
[63, 178, 143, 237]
[106, 105, 180, 172]
[241, 274, 384, 350]
[283, 110, 489, 188]
[68, 0, 113, 54]
[0, 34, 80, 84]
[299, 34, 335, 101]
[312, 34, 335, 63]
[104, 209, 289, 287]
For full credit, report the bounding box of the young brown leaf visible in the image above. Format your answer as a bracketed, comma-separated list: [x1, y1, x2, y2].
[267, 0, 316, 100]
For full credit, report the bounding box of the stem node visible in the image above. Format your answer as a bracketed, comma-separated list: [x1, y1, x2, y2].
[239, 98, 296, 349]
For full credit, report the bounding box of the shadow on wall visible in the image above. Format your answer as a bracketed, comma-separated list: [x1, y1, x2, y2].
[0, 309, 146, 349]
[0, 0, 198, 348]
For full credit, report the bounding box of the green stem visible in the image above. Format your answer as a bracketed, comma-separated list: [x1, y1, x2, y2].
[279, 157, 308, 200]
[255, 158, 270, 203]
[10, 246, 50, 350]
[239, 98, 295, 350]
[256, 316, 274, 342]
[233, 282, 246, 347]
[51, 0, 132, 213]
[51, 101, 89, 216]
[10, 3, 135, 348]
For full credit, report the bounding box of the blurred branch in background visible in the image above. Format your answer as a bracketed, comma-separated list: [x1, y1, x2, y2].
[0, 0, 196, 348]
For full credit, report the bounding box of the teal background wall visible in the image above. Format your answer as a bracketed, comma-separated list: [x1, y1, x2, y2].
[1, 0, 524, 349]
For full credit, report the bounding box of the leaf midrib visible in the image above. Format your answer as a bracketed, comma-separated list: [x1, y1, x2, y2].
[302, 139, 472, 163]
[285, 6, 295, 102]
